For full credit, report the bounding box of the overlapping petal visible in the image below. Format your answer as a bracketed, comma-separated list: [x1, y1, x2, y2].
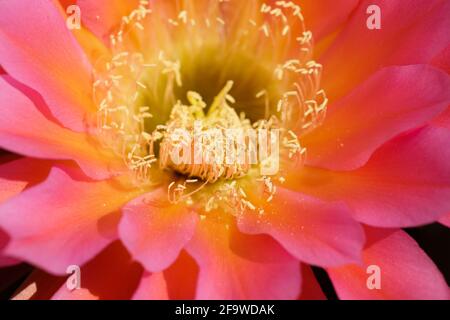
[0, 0, 447, 301]
[0, 0, 95, 131]
[0, 76, 125, 180]
[302, 65, 450, 170]
[0, 157, 51, 204]
[52, 241, 143, 300]
[119, 188, 199, 272]
[0, 166, 139, 274]
[132, 250, 199, 300]
[238, 187, 365, 267]
[321, 0, 450, 102]
[132, 272, 169, 300]
[186, 219, 301, 299]
[0, 156, 52, 267]
[328, 227, 449, 300]
[288, 126, 450, 227]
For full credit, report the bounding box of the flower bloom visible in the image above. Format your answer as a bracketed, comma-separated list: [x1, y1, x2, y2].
[0, 0, 449, 300]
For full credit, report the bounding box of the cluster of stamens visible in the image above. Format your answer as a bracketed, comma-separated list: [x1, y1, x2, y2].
[92, 0, 328, 212]
[159, 81, 254, 183]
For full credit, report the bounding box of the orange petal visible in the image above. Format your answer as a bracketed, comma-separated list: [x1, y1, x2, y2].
[77, 0, 139, 42]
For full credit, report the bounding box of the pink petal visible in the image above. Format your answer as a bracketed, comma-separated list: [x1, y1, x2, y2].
[132, 272, 169, 300]
[0, 157, 51, 267]
[52, 241, 143, 300]
[119, 188, 198, 272]
[0, 0, 95, 131]
[237, 188, 365, 267]
[0, 76, 125, 180]
[0, 166, 136, 274]
[290, 126, 450, 227]
[432, 105, 450, 129]
[439, 213, 450, 228]
[328, 227, 449, 300]
[321, 0, 450, 102]
[0, 228, 19, 267]
[302, 65, 450, 171]
[0, 255, 19, 267]
[431, 45, 450, 74]
[186, 220, 301, 300]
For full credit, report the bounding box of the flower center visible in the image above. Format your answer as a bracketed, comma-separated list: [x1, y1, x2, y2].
[159, 81, 252, 182]
[92, 0, 328, 211]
